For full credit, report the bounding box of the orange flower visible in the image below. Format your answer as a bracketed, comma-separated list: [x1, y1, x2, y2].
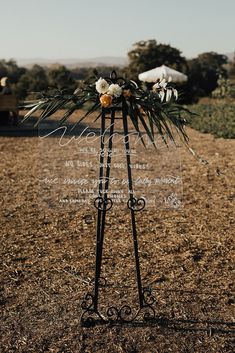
[100, 94, 113, 108]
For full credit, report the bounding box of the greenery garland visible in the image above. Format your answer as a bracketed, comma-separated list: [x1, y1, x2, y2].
[23, 70, 194, 148]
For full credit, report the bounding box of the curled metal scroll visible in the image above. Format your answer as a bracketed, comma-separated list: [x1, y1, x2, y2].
[81, 293, 104, 327]
[94, 196, 113, 211]
[141, 287, 156, 322]
[110, 70, 117, 81]
[107, 305, 134, 323]
[127, 197, 146, 211]
[107, 306, 119, 321]
[89, 276, 107, 287]
[100, 70, 127, 87]
[81, 288, 156, 326]
[81, 292, 94, 311]
[143, 287, 156, 306]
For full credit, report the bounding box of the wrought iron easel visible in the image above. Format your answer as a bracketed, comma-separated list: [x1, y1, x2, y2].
[81, 99, 156, 326]
[22, 69, 201, 328]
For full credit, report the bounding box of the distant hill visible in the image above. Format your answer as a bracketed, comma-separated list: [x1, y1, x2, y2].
[16, 56, 128, 68]
[14, 52, 234, 69]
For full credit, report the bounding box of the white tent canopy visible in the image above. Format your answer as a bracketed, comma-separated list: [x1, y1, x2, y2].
[138, 65, 188, 83]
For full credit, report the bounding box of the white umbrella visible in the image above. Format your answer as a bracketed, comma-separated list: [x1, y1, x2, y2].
[138, 65, 188, 83]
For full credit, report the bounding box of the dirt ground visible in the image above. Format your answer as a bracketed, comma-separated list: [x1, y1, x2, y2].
[0, 112, 234, 353]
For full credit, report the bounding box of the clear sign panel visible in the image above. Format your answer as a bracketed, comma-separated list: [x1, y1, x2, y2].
[38, 111, 183, 210]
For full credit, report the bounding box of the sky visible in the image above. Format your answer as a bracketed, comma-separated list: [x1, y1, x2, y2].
[0, 0, 234, 61]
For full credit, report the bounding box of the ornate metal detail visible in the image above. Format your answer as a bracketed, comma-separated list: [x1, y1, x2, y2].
[94, 196, 113, 211]
[127, 197, 146, 211]
[81, 286, 156, 327]
[81, 105, 154, 327]
[104, 70, 127, 87]
[90, 276, 107, 286]
[143, 287, 156, 306]
[81, 287, 156, 327]
[81, 293, 104, 327]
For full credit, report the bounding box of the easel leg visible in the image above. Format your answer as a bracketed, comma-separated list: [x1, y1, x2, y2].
[94, 108, 115, 311]
[122, 104, 144, 308]
[81, 105, 155, 326]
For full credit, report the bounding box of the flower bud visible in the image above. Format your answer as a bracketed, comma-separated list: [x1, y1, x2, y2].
[100, 94, 113, 108]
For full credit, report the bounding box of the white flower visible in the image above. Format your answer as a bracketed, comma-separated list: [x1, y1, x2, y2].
[159, 78, 167, 89]
[152, 82, 161, 91]
[95, 78, 109, 94]
[173, 88, 178, 100]
[166, 89, 172, 102]
[153, 77, 178, 102]
[158, 90, 165, 102]
[153, 78, 168, 91]
[107, 83, 122, 98]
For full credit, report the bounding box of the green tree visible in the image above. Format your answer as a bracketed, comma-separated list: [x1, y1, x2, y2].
[47, 65, 76, 91]
[15, 64, 48, 99]
[183, 52, 228, 102]
[0, 60, 26, 98]
[126, 39, 187, 80]
[227, 53, 235, 78]
[0, 59, 26, 84]
[212, 76, 235, 100]
[71, 67, 94, 81]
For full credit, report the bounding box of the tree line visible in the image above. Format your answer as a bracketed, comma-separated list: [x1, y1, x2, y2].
[1, 39, 234, 103]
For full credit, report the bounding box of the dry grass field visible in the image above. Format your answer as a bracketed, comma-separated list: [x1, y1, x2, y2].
[0, 112, 234, 352]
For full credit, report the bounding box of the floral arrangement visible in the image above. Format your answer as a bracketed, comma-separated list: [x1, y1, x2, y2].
[95, 76, 178, 108]
[23, 70, 193, 147]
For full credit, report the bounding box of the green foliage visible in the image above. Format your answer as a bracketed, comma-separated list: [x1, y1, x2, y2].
[0, 44, 230, 104]
[0, 59, 26, 98]
[126, 42, 228, 104]
[47, 65, 76, 92]
[0, 62, 77, 100]
[14, 64, 49, 99]
[212, 76, 235, 100]
[126, 40, 187, 80]
[189, 104, 235, 139]
[0, 59, 26, 84]
[23, 71, 193, 148]
[183, 52, 228, 103]
[228, 59, 235, 77]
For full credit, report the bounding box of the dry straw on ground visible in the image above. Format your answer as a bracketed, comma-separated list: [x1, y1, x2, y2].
[0, 111, 234, 353]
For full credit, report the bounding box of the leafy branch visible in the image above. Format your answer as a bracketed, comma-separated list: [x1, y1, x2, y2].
[22, 70, 195, 148]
